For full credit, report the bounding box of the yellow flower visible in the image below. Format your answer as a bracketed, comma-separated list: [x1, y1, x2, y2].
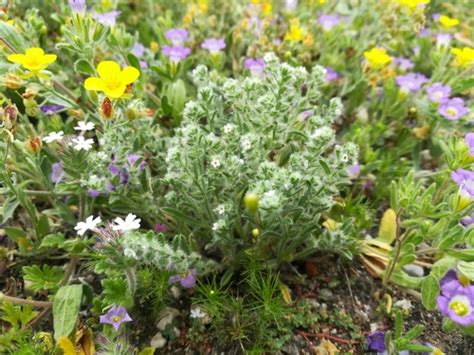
[84, 61, 140, 99]
[364, 47, 392, 69]
[439, 15, 459, 28]
[451, 47, 474, 67]
[395, 0, 430, 9]
[7, 47, 57, 74]
[285, 19, 303, 42]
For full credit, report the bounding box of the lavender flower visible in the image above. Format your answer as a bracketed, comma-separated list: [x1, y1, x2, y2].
[439, 98, 468, 120]
[426, 82, 451, 103]
[436, 33, 452, 47]
[162, 45, 191, 63]
[395, 73, 428, 93]
[318, 14, 341, 31]
[325, 67, 340, 82]
[451, 168, 474, 200]
[437, 280, 474, 326]
[165, 28, 189, 45]
[41, 104, 65, 115]
[154, 223, 168, 233]
[393, 57, 414, 71]
[201, 38, 226, 54]
[69, 0, 86, 13]
[367, 331, 386, 352]
[131, 43, 145, 57]
[465, 133, 474, 156]
[127, 154, 146, 170]
[285, 0, 298, 11]
[99, 306, 132, 331]
[87, 189, 100, 198]
[169, 269, 197, 288]
[51, 162, 64, 183]
[461, 214, 474, 227]
[418, 28, 431, 38]
[93, 11, 121, 26]
[348, 164, 361, 179]
[244, 58, 265, 76]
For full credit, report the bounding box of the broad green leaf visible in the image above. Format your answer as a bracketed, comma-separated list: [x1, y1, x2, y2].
[457, 261, 474, 281]
[0, 303, 38, 329]
[22, 265, 64, 292]
[5, 227, 27, 241]
[421, 275, 440, 311]
[376, 209, 397, 244]
[53, 285, 83, 341]
[0, 21, 26, 53]
[102, 277, 133, 308]
[36, 214, 50, 239]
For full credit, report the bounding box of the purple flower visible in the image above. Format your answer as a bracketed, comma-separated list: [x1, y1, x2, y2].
[395, 73, 428, 93]
[437, 281, 474, 326]
[451, 168, 474, 200]
[139, 60, 148, 69]
[99, 306, 132, 331]
[51, 162, 64, 183]
[348, 164, 361, 179]
[461, 214, 474, 227]
[201, 38, 226, 54]
[439, 98, 468, 120]
[285, 0, 298, 11]
[393, 57, 414, 71]
[432, 13, 441, 21]
[127, 154, 146, 170]
[436, 33, 452, 47]
[165, 28, 189, 45]
[244, 58, 265, 76]
[318, 14, 341, 31]
[367, 331, 386, 352]
[162, 45, 191, 63]
[131, 43, 145, 57]
[87, 189, 100, 198]
[41, 104, 65, 115]
[109, 163, 121, 175]
[325, 67, 340, 82]
[169, 269, 197, 288]
[69, 0, 86, 13]
[154, 223, 168, 233]
[418, 28, 431, 38]
[426, 82, 451, 103]
[93, 10, 120, 26]
[465, 133, 474, 156]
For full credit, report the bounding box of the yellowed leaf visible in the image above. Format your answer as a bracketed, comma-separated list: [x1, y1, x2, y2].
[280, 284, 293, 304]
[57, 337, 76, 355]
[376, 208, 397, 244]
[314, 339, 339, 355]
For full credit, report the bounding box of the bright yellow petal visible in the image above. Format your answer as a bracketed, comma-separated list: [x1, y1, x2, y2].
[7, 53, 26, 64]
[97, 61, 121, 82]
[84, 77, 106, 91]
[57, 336, 76, 355]
[25, 47, 45, 57]
[41, 54, 57, 65]
[120, 66, 140, 85]
[104, 85, 127, 99]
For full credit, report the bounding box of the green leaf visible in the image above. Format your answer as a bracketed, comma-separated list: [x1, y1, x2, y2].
[421, 275, 440, 311]
[5, 227, 27, 241]
[102, 277, 133, 308]
[127, 53, 141, 72]
[1, 197, 19, 224]
[457, 261, 474, 281]
[22, 265, 64, 292]
[0, 303, 38, 329]
[431, 256, 456, 279]
[0, 21, 26, 53]
[74, 59, 95, 75]
[391, 270, 422, 288]
[36, 214, 50, 239]
[446, 249, 474, 262]
[40, 234, 66, 249]
[53, 285, 83, 341]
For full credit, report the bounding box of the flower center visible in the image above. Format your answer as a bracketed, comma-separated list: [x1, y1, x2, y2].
[449, 300, 470, 316]
[111, 315, 124, 322]
[446, 107, 458, 117]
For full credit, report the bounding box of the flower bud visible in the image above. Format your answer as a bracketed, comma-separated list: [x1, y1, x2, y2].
[3, 105, 17, 129]
[244, 193, 259, 212]
[125, 107, 139, 121]
[100, 97, 113, 119]
[24, 137, 42, 153]
[150, 41, 159, 53]
[3, 73, 23, 89]
[23, 98, 39, 117]
[252, 228, 260, 238]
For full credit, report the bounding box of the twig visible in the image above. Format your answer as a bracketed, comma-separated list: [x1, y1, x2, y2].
[297, 330, 353, 344]
[0, 292, 51, 308]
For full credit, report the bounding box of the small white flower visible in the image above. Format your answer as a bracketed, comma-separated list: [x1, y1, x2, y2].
[74, 215, 102, 236]
[212, 222, 219, 231]
[74, 121, 95, 131]
[394, 299, 413, 312]
[241, 138, 252, 152]
[214, 204, 225, 215]
[341, 154, 349, 162]
[43, 131, 64, 143]
[113, 213, 141, 232]
[71, 136, 94, 151]
[210, 157, 221, 168]
[223, 123, 235, 134]
[190, 307, 206, 319]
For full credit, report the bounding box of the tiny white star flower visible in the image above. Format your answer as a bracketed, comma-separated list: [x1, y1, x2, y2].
[71, 136, 94, 151]
[210, 157, 221, 168]
[241, 139, 251, 152]
[74, 215, 102, 236]
[214, 204, 225, 215]
[112, 213, 141, 232]
[190, 307, 206, 319]
[74, 121, 95, 131]
[43, 131, 64, 143]
[223, 123, 235, 134]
